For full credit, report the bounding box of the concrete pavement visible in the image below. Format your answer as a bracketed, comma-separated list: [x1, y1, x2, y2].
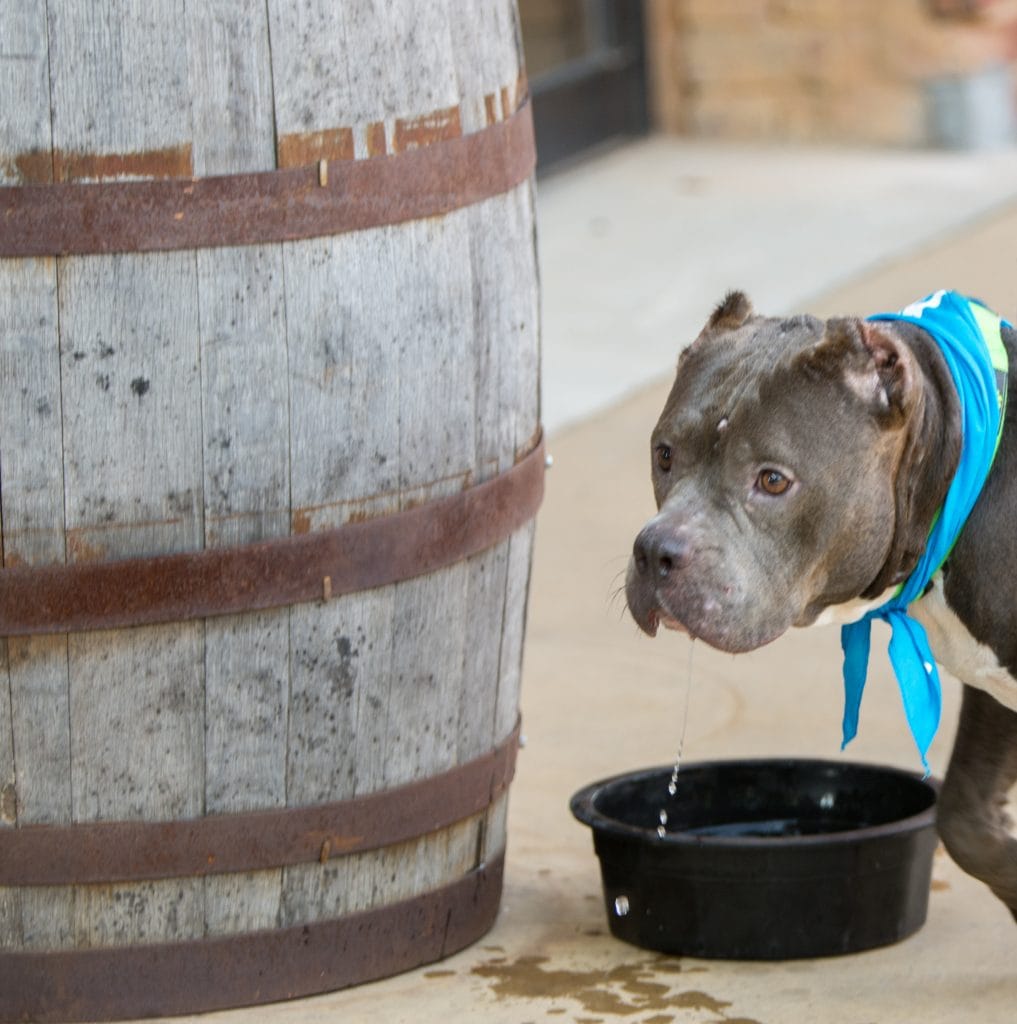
[538, 135, 1017, 435]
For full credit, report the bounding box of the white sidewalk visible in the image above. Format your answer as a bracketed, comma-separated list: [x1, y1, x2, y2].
[538, 135, 1017, 435]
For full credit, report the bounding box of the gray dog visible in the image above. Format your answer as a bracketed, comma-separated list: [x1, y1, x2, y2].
[626, 289, 1017, 920]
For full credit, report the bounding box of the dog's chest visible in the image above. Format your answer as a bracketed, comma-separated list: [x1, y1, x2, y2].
[814, 578, 1017, 712]
[911, 576, 1017, 713]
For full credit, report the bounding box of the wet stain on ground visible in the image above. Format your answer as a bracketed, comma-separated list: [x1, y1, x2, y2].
[470, 953, 762, 1022]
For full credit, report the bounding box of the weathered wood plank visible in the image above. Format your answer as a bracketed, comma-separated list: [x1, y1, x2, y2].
[488, 181, 541, 761]
[454, 6, 536, 868]
[201, 610, 287, 935]
[451, 0, 540, 848]
[65, 629, 203, 828]
[280, 225, 402, 812]
[57, 246, 205, 945]
[346, 814, 483, 917]
[467, 193, 540, 860]
[57, 253, 204, 561]
[469, 175, 540, 873]
[4, 637, 70, 838]
[450, 0, 524, 133]
[457, 180, 541, 766]
[190, 0, 287, 932]
[267, 0, 458, 148]
[360, 207, 480, 907]
[46, 0, 191, 178]
[188, 0, 285, 814]
[452, 0, 537, 783]
[0, 256, 67, 806]
[186, 0, 330, 936]
[277, 231, 401, 531]
[72, 879, 202, 950]
[280, 585, 406, 922]
[42, 0, 251, 947]
[6, 639, 74, 952]
[0, 254, 71, 950]
[457, 546, 510, 764]
[0, 1, 54, 184]
[486, 183, 543, 461]
[197, 246, 289, 549]
[386, 569, 470, 787]
[0, 639, 17, 948]
[67, 623, 205, 947]
[486, 180, 541, 764]
[384, 210, 477, 785]
[278, 221, 401, 920]
[274, 1, 468, 920]
[482, 791, 512, 867]
[186, 0, 276, 176]
[498, 522, 537, 737]
[0, 0, 69, 952]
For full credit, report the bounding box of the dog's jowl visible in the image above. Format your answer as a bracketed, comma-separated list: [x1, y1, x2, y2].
[627, 289, 1017, 920]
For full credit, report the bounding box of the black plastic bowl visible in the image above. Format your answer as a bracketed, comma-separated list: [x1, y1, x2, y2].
[570, 759, 938, 960]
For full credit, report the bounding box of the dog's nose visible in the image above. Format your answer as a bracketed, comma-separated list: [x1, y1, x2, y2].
[633, 525, 690, 580]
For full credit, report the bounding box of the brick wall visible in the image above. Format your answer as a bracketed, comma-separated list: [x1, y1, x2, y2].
[646, 0, 1017, 145]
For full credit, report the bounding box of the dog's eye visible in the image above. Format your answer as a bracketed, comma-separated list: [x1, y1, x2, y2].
[654, 444, 673, 472]
[757, 469, 791, 495]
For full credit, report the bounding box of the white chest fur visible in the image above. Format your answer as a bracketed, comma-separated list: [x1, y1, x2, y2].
[910, 575, 1017, 713]
[810, 577, 1017, 713]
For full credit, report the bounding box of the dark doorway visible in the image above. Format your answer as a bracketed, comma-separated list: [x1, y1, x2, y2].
[519, 0, 650, 174]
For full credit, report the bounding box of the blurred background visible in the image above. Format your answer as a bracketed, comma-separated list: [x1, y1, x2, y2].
[520, 0, 1017, 175]
[522, 0, 1017, 437]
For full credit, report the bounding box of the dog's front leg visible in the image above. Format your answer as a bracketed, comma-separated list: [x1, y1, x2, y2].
[939, 684, 1017, 921]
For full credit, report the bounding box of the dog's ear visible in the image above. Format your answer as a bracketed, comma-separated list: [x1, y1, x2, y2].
[799, 318, 919, 425]
[856, 320, 922, 424]
[706, 291, 753, 332]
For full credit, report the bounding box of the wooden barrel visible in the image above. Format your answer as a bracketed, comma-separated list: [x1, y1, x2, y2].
[0, 3, 540, 1020]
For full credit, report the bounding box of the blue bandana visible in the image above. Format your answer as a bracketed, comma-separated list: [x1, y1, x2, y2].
[840, 291, 1009, 773]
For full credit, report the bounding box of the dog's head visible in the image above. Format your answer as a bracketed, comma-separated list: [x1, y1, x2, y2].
[625, 291, 952, 653]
